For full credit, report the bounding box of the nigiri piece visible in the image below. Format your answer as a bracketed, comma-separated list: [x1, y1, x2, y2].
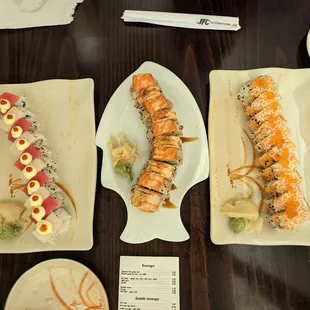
[152, 119, 183, 137]
[145, 160, 176, 181]
[245, 91, 280, 117]
[0, 92, 20, 115]
[0, 107, 26, 133]
[131, 186, 162, 212]
[21, 158, 46, 182]
[42, 196, 60, 216]
[24, 186, 51, 210]
[258, 140, 296, 168]
[14, 146, 42, 170]
[255, 127, 290, 154]
[249, 75, 277, 99]
[8, 118, 32, 142]
[132, 74, 157, 93]
[152, 145, 183, 164]
[32, 212, 62, 244]
[248, 103, 283, 132]
[138, 171, 171, 195]
[144, 95, 172, 115]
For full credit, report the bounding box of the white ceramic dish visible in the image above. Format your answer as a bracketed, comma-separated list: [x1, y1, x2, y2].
[209, 68, 310, 245]
[0, 79, 96, 252]
[5, 259, 109, 310]
[96, 61, 209, 244]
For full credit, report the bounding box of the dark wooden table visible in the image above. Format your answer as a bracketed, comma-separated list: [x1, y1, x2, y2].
[1, 0, 310, 309]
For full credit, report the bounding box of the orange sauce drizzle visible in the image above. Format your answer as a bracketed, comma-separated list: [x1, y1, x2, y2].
[163, 199, 177, 208]
[49, 273, 72, 310]
[8, 174, 25, 197]
[86, 281, 96, 307]
[181, 136, 199, 143]
[78, 272, 93, 308]
[241, 136, 247, 166]
[56, 182, 77, 219]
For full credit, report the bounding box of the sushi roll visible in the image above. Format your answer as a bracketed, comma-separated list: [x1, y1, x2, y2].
[268, 203, 307, 231]
[255, 127, 290, 154]
[153, 135, 182, 148]
[0, 106, 26, 133]
[152, 119, 183, 137]
[264, 171, 301, 196]
[132, 74, 158, 94]
[153, 145, 183, 164]
[249, 75, 277, 99]
[264, 189, 302, 214]
[245, 91, 280, 117]
[261, 153, 299, 182]
[144, 160, 176, 181]
[248, 102, 283, 132]
[131, 186, 163, 212]
[258, 140, 295, 168]
[251, 116, 286, 143]
[136, 86, 162, 106]
[151, 108, 177, 123]
[138, 171, 171, 196]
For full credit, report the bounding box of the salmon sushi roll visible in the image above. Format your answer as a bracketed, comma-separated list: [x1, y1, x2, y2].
[136, 86, 162, 105]
[138, 170, 171, 195]
[255, 127, 290, 154]
[258, 140, 296, 168]
[132, 74, 158, 93]
[151, 109, 176, 123]
[153, 136, 182, 148]
[144, 160, 176, 181]
[245, 91, 280, 117]
[153, 145, 183, 165]
[131, 185, 163, 212]
[152, 119, 183, 137]
[144, 95, 172, 115]
[248, 103, 283, 132]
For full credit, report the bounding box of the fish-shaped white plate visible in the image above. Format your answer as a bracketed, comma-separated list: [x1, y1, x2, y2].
[96, 61, 209, 244]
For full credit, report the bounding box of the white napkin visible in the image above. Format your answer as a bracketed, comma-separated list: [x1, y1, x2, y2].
[122, 10, 241, 31]
[0, 0, 84, 29]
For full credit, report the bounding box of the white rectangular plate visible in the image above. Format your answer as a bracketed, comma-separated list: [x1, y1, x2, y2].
[209, 68, 310, 246]
[0, 79, 96, 253]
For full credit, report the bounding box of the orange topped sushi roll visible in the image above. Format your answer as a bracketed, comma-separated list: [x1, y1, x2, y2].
[151, 109, 176, 123]
[245, 91, 280, 117]
[152, 119, 183, 137]
[258, 140, 295, 168]
[248, 102, 283, 131]
[138, 171, 171, 195]
[249, 75, 277, 99]
[153, 145, 183, 164]
[153, 136, 182, 148]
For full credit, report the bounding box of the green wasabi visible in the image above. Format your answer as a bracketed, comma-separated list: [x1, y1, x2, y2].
[230, 218, 245, 233]
[114, 165, 133, 182]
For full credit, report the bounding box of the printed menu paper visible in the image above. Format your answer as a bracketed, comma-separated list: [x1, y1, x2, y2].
[118, 256, 179, 310]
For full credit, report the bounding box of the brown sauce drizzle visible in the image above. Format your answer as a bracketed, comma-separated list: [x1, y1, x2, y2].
[163, 199, 177, 208]
[171, 184, 177, 190]
[56, 182, 77, 219]
[181, 136, 199, 143]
